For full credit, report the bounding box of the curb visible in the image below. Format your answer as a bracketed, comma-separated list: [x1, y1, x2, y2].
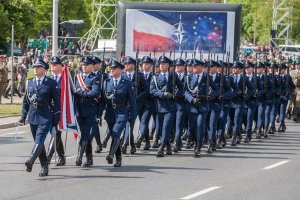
[0, 122, 18, 130]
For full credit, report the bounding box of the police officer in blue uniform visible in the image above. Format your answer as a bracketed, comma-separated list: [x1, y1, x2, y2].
[255, 62, 272, 138]
[229, 61, 254, 145]
[19, 58, 60, 176]
[243, 61, 258, 143]
[278, 63, 296, 132]
[217, 61, 238, 148]
[269, 63, 282, 134]
[46, 56, 66, 166]
[91, 56, 108, 154]
[263, 62, 274, 137]
[121, 56, 149, 154]
[184, 59, 218, 157]
[104, 60, 137, 167]
[135, 56, 154, 150]
[173, 58, 187, 152]
[74, 56, 101, 167]
[150, 55, 183, 157]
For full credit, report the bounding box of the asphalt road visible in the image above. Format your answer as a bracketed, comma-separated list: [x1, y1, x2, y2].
[0, 120, 299, 200]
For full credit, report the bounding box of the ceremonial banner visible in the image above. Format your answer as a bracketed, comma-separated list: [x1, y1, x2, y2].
[59, 67, 79, 141]
[117, 2, 242, 61]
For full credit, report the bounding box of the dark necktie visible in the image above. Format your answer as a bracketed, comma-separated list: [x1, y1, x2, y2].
[55, 75, 58, 82]
[114, 79, 118, 88]
[37, 79, 41, 87]
[163, 73, 167, 81]
[197, 74, 200, 83]
[83, 75, 87, 81]
[145, 73, 148, 80]
[128, 73, 132, 80]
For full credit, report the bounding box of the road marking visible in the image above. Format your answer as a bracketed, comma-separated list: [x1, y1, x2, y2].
[0, 131, 26, 136]
[263, 160, 290, 170]
[51, 155, 77, 162]
[180, 186, 221, 200]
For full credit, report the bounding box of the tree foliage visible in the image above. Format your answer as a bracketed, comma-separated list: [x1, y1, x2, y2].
[0, 0, 299, 47]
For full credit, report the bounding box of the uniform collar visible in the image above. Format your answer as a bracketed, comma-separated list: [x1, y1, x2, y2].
[35, 76, 45, 82]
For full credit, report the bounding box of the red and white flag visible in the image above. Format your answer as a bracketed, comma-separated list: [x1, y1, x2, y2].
[59, 67, 79, 142]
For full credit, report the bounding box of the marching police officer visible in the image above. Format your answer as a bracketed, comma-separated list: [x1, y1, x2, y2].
[91, 56, 108, 153]
[184, 59, 218, 157]
[173, 58, 187, 152]
[104, 60, 136, 167]
[19, 58, 60, 176]
[74, 56, 101, 167]
[46, 56, 66, 166]
[150, 55, 183, 157]
[135, 56, 154, 150]
[121, 56, 149, 154]
[229, 61, 254, 145]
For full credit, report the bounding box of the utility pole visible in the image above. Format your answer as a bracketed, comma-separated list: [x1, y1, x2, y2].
[52, 0, 59, 56]
[10, 25, 14, 104]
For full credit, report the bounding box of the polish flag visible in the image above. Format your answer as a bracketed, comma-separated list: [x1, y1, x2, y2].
[59, 67, 79, 142]
[126, 10, 176, 52]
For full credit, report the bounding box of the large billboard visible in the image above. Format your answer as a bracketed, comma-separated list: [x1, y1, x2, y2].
[117, 2, 242, 62]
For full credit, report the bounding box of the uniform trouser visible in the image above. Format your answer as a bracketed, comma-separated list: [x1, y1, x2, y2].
[30, 123, 51, 144]
[138, 107, 152, 141]
[245, 105, 257, 132]
[217, 108, 229, 140]
[175, 109, 187, 141]
[107, 119, 128, 158]
[124, 117, 137, 147]
[270, 100, 280, 124]
[264, 101, 273, 127]
[92, 121, 101, 145]
[280, 98, 289, 123]
[30, 123, 51, 166]
[208, 109, 221, 142]
[188, 112, 197, 141]
[17, 76, 26, 93]
[77, 116, 96, 143]
[156, 112, 175, 145]
[189, 112, 207, 148]
[257, 101, 266, 129]
[151, 112, 157, 133]
[232, 107, 244, 136]
[227, 108, 235, 133]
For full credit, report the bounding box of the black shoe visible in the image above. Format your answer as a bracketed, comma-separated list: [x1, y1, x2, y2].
[237, 134, 242, 144]
[130, 146, 136, 154]
[25, 144, 44, 172]
[114, 157, 122, 167]
[216, 140, 222, 149]
[181, 131, 187, 141]
[144, 141, 150, 150]
[95, 145, 102, 153]
[76, 142, 87, 166]
[149, 129, 155, 140]
[107, 138, 120, 165]
[269, 123, 275, 134]
[166, 143, 172, 155]
[263, 126, 269, 138]
[256, 129, 262, 139]
[152, 139, 159, 148]
[83, 158, 93, 167]
[186, 136, 192, 149]
[39, 164, 49, 177]
[231, 136, 237, 146]
[102, 139, 108, 148]
[194, 146, 201, 158]
[135, 138, 142, 148]
[172, 141, 179, 152]
[207, 143, 212, 153]
[156, 145, 165, 157]
[56, 155, 66, 166]
[121, 145, 127, 154]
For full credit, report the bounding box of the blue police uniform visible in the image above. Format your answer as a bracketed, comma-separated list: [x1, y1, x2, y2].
[184, 59, 219, 157]
[104, 60, 137, 167]
[173, 58, 187, 152]
[150, 56, 183, 157]
[135, 56, 154, 150]
[74, 56, 101, 167]
[229, 61, 254, 145]
[278, 64, 296, 131]
[121, 68, 149, 154]
[20, 58, 60, 176]
[243, 62, 258, 143]
[217, 68, 239, 147]
[269, 64, 282, 133]
[46, 56, 66, 166]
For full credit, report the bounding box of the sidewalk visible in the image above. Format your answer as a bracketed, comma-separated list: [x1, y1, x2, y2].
[0, 95, 23, 129]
